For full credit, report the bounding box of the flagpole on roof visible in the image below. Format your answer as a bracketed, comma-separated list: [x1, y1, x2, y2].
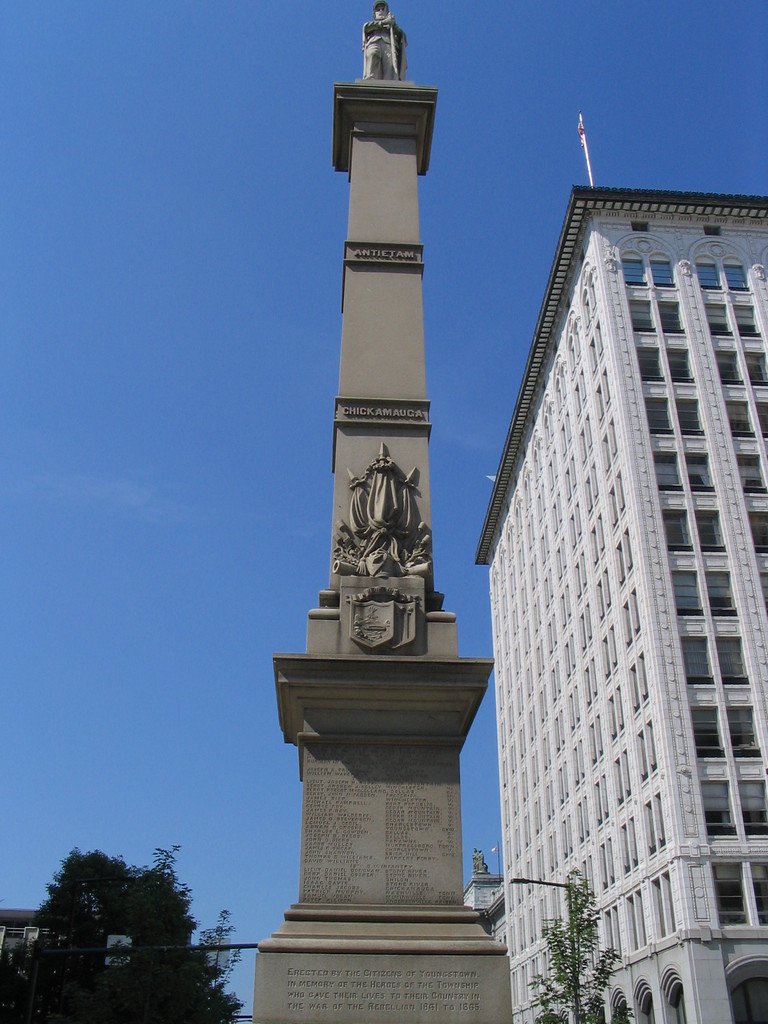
[578, 111, 594, 188]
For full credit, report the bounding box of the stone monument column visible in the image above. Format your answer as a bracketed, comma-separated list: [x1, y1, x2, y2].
[253, 12, 512, 1024]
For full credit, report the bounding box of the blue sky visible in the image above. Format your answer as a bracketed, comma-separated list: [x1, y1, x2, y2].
[2, 1, 766, 1011]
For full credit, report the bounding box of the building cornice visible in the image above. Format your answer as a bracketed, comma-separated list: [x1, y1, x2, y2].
[475, 186, 768, 565]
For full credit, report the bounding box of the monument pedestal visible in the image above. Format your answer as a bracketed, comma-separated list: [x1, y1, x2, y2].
[252, 653, 509, 1024]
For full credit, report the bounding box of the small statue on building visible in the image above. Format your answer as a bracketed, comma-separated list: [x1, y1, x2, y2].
[362, 2, 407, 81]
[472, 848, 489, 875]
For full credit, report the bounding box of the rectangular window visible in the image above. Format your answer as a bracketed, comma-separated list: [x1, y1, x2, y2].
[702, 782, 735, 836]
[654, 793, 666, 848]
[746, 352, 768, 384]
[716, 350, 742, 383]
[622, 257, 646, 285]
[637, 347, 662, 380]
[645, 799, 657, 854]
[738, 454, 765, 493]
[717, 636, 747, 684]
[677, 398, 702, 434]
[627, 889, 646, 949]
[650, 259, 674, 287]
[752, 864, 768, 924]
[630, 655, 648, 710]
[663, 509, 691, 549]
[667, 348, 691, 381]
[707, 571, 735, 615]
[736, 306, 760, 338]
[724, 263, 748, 291]
[706, 303, 731, 335]
[697, 262, 720, 289]
[728, 708, 760, 758]
[652, 872, 675, 937]
[696, 510, 724, 550]
[756, 403, 768, 437]
[645, 397, 672, 433]
[750, 512, 768, 551]
[727, 401, 753, 436]
[740, 782, 768, 835]
[673, 571, 702, 615]
[682, 636, 712, 684]
[659, 301, 683, 334]
[630, 300, 654, 332]
[686, 452, 713, 490]
[713, 864, 746, 923]
[692, 707, 724, 758]
[655, 451, 681, 489]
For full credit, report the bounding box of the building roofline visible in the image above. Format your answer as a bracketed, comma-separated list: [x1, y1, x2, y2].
[475, 186, 768, 565]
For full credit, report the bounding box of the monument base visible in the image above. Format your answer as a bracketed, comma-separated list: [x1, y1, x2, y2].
[253, 949, 511, 1024]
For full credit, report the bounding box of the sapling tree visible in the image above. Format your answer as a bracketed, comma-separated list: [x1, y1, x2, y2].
[530, 871, 631, 1024]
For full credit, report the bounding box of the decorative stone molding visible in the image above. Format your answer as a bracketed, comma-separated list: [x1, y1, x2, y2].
[679, 259, 692, 277]
[753, 263, 766, 282]
[333, 444, 432, 580]
[604, 244, 618, 273]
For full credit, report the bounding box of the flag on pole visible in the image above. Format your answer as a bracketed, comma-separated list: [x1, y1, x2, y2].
[491, 845, 499, 853]
[578, 111, 594, 188]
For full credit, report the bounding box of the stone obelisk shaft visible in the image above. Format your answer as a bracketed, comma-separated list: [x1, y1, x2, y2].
[254, 77, 511, 1024]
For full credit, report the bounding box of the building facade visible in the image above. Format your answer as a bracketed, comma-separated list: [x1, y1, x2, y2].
[477, 189, 768, 1024]
[0, 908, 38, 954]
[463, 850, 507, 945]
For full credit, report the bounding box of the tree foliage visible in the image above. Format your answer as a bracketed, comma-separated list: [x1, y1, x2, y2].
[530, 871, 631, 1024]
[19, 846, 242, 1024]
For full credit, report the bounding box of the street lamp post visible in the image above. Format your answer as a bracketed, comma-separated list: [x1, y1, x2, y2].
[509, 875, 580, 1024]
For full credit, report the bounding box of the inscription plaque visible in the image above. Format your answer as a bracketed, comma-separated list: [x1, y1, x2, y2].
[254, 953, 512, 1024]
[300, 742, 461, 905]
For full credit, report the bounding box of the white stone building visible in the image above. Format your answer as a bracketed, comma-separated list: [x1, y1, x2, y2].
[476, 188, 768, 1024]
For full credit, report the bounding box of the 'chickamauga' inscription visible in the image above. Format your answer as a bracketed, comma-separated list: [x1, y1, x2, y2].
[300, 743, 460, 905]
[335, 399, 429, 423]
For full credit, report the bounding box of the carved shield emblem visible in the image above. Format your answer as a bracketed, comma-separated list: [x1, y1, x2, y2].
[349, 590, 416, 651]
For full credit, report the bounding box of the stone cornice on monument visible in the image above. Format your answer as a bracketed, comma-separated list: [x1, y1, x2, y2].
[274, 653, 491, 758]
[475, 186, 768, 565]
[332, 82, 438, 175]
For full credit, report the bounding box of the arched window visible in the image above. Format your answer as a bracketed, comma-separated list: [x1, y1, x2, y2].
[724, 261, 748, 291]
[635, 982, 655, 1024]
[611, 990, 630, 1023]
[662, 976, 687, 1024]
[731, 977, 768, 1023]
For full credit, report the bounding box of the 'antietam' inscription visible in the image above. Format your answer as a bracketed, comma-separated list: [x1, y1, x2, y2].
[300, 743, 461, 905]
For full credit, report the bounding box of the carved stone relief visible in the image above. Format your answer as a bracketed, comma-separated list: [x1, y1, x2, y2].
[347, 586, 417, 650]
[333, 444, 432, 580]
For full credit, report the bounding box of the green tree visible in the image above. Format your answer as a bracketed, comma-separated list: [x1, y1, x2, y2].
[24, 846, 242, 1024]
[530, 871, 631, 1024]
[0, 942, 33, 1023]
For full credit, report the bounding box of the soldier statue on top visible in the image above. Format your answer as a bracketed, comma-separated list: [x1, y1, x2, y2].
[362, 2, 407, 81]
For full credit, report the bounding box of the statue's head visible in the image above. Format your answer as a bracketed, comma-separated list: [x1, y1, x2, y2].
[373, 1, 389, 19]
